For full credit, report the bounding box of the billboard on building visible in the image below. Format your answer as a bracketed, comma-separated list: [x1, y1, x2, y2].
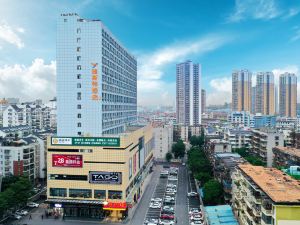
[51, 137, 120, 147]
[89, 171, 122, 184]
[52, 154, 83, 167]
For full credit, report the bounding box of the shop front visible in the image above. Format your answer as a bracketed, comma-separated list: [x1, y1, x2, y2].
[47, 199, 127, 221]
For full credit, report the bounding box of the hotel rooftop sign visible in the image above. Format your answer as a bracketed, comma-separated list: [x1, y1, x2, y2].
[51, 137, 120, 147]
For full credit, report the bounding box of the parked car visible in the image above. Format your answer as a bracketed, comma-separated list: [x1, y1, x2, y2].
[159, 219, 175, 225]
[16, 210, 28, 215]
[187, 192, 198, 197]
[160, 214, 175, 220]
[191, 214, 203, 221]
[10, 214, 22, 220]
[164, 196, 175, 201]
[150, 202, 161, 209]
[190, 221, 203, 225]
[161, 209, 175, 215]
[27, 202, 39, 208]
[151, 198, 163, 202]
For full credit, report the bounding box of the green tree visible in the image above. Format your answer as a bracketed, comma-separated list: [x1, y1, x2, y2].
[172, 139, 185, 158]
[165, 152, 173, 162]
[203, 179, 224, 205]
[234, 147, 248, 157]
[194, 172, 212, 185]
[190, 135, 199, 146]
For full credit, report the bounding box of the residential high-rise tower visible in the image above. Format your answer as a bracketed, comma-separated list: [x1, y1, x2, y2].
[279, 73, 297, 118]
[176, 60, 201, 125]
[255, 72, 275, 115]
[57, 14, 137, 136]
[201, 89, 206, 114]
[232, 69, 252, 112]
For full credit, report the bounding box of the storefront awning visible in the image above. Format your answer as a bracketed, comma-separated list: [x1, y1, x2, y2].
[46, 198, 104, 205]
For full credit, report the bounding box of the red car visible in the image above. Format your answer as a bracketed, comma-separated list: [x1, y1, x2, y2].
[160, 214, 175, 220]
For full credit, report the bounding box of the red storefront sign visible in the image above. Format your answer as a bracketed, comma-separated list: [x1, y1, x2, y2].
[103, 202, 127, 211]
[52, 154, 83, 167]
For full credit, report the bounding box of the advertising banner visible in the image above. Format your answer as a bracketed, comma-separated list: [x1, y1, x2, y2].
[51, 137, 120, 147]
[89, 171, 122, 184]
[52, 154, 83, 167]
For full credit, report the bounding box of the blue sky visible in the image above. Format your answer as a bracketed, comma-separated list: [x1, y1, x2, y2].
[0, 0, 299, 106]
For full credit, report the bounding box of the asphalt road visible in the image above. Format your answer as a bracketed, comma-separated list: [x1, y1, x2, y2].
[175, 165, 189, 225]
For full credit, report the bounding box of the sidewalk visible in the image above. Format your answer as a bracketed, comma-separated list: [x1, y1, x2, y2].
[126, 168, 154, 223]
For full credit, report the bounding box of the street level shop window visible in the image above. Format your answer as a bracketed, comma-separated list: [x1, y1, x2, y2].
[94, 190, 106, 199]
[108, 190, 122, 199]
[50, 188, 67, 197]
[69, 189, 92, 198]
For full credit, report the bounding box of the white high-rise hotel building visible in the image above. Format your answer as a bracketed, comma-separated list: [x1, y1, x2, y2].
[57, 14, 137, 136]
[176, 60, 201, 126]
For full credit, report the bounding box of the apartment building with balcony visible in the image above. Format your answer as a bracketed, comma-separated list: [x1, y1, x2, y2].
[232, 164, 300, 225]
[272, 146, 300, 168]
[250, 128, 284, 167]
[224, 128, 252, 149]
[2, 104, 52, 131]
[213, 153, 246, 203]
[0, 136, 46, 182]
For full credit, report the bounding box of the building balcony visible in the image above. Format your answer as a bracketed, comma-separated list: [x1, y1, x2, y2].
[261, 204, 273, 216]
[261, 219, 272, 225]
[253, 195, 262, 204]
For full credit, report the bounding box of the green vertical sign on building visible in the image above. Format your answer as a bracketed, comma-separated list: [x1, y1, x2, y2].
[51, 137, 120, 147]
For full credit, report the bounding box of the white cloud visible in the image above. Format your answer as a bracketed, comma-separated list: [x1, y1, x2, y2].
[0, 20, 24, 49]
[137, 34, 233, 106]
[207, 77, 232, 105]
[0, 58, 56, 101]
[227, 0, 281, 22]
[284, 8, 300, 19]
[291, 27, 300, 42]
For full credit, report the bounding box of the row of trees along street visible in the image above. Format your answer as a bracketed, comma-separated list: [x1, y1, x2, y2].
[165, 139, 186, 162]
[0, 176, 32, 218]
[187, 130, 225, 206]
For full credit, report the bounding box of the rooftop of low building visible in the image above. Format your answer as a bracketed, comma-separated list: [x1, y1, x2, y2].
[238, 164, 300, 204]
[273, 146, 300, 158]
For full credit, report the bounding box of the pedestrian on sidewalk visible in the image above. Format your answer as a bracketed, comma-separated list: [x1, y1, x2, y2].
[41, 215, 44, 220]
[29, 214, 32, 220]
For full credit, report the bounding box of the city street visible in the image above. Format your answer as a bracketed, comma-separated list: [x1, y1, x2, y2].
[9, 164, 199, 225]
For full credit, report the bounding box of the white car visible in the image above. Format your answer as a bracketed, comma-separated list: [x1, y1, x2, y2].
[159, 220, 175, 225]
[163, 206, 174, 211]
[168, 177, 178, 181]
[151, 198, 163, 202]
[191, 214, 203, 221]
[27, 202, 39, 208]
[16, 210, 28, 215]
[191, 221, 203, 225]
[189, 208, 201, 214]
[182, 162, 186, 166]
[167, 184, 177, 188]
[164, 196, 175, 201]
[187, 192, 198, 197]
[10, 214, 22, 220]
[150, 202, 161, 209]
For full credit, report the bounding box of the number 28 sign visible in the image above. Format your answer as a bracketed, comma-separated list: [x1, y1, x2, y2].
[52, 154, 83, 168]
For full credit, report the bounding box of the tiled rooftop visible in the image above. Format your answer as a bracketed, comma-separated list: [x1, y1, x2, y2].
[273, 146, 300, 158]
[238, 164, 300, 203]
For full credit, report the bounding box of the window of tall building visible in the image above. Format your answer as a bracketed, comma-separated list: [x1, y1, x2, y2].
[76, 28, 81, 34]
[77, 65, 81, 70]
[77, 56, 81, 61]
[77, 92, 81, 100]
[76, 37, 81, 43]
[94, 190, 106, 199]
[108, 190, 122, 199]
[50, 188, 67, 197]
[77, 74, 81, 79]
[77, 104, 81, 109]
[77, 123, 81, 127]
[77, 113, 81, 118]
[77, 83, 81, 88]
[69, 189, 91, 198]
[76, 47, 81, 52]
